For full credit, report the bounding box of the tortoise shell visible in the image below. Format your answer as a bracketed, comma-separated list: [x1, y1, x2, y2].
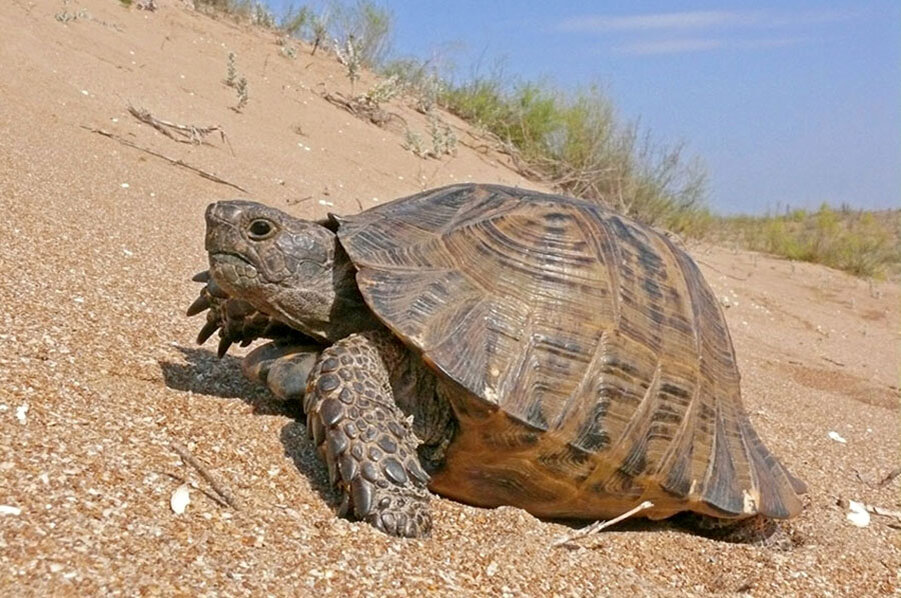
[337, 183, 805, 520]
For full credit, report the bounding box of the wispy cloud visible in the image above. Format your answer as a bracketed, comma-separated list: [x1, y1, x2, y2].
[557, 9, 857, 33]
[615, 37, 808, 56]
[614, 39, 724, 56]
[556, 9, 856, 56]
[559, 11, 755, 32]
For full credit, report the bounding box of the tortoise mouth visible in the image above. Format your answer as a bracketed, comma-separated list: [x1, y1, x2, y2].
[208, 252, 261, 296]
[209, 251, 254, 267]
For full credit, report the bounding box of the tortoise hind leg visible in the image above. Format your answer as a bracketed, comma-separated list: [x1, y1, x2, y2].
[682, 514, 798, 550]
[304, 331, 432, 537]
[242, 341, 322, 402]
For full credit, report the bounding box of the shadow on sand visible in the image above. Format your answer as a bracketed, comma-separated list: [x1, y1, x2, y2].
[159, 344, 340, 508]
[159, 345, 797, 545]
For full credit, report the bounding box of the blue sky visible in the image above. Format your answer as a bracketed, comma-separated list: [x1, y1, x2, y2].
[268, 1, 900, 214]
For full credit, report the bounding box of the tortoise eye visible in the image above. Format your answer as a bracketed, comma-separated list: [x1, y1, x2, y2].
[248, 219, 275, 240]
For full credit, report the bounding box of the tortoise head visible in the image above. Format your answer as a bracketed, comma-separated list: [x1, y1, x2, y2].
[204, 200, 375, 342]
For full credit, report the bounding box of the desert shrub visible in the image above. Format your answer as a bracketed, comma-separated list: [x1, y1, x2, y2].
[280, 4, 311, 38]
[442, 79, 707, 233]
[715, 205, 901, 278]
[381, 58, 444, 112]
[194, 0, 275, 27]
[328, 0, 393, 68]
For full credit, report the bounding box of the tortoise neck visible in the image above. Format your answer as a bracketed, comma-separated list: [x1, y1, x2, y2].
[321, 243, 382, 341]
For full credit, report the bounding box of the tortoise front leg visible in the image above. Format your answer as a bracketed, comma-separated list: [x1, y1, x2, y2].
[304, 331, 432, 537]
[187, 270, 310, 357]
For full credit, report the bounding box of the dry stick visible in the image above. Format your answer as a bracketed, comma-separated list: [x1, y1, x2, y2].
[321, 91, 407, 129]
[82, 126, 248, 193]
[878, 466, 901, 487]
[127, 104, 232, 154]
[694, 258, 752, 282]
[170, 443, 241, 510]
[552, 500, 654, 547]
[865, 503, 901, 522]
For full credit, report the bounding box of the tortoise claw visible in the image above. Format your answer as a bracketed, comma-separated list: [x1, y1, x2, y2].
[207, 279, 228, 298]
[351, 477, 374, 518]
[217, 336, 234, 358]
[196, 320, 220, 345]
[337, 493, 351, 518]
[192, 270, 211, 283]
[186, 294, 211, 317]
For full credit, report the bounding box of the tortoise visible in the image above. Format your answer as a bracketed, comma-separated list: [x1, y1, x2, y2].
[187, 183, 806, 539]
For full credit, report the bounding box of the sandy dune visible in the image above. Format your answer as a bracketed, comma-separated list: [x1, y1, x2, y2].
[1, 1, 898, 595]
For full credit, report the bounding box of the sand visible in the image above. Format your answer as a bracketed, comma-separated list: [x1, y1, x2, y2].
[0, 1, 898, 596]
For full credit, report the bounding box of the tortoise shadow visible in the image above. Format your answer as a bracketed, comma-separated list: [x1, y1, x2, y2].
[548, 513, 801, 547]
[159, 345, 297, 417]
[160, 347, 788, 544]
[279, 419, 342, 508]
[160, 344, 340, 507]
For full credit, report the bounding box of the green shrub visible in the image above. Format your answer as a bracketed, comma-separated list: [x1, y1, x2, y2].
[194, 0, 275, 27]
[715, 205, 901, 278]
[441, 80, 707, 233]
[280, 4, 311, 38]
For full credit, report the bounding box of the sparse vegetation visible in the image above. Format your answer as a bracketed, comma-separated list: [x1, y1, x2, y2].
[361, 75, 401, 108]
[234, 76, 249, 111]
[55, 8, 90, 22]
[309, 13, 328, 55]
[440, 79, 708, 233]
[328, 0, 393, 68]
[194, 0, 275, 26]
[381, 58, 444, 113]
[279, 4, 310, 38]
[403, 113, 457, 159]
[334, 35, 362, 95]
[714, 206, 901, 279]
[225, 51, 238, 87]
[426, 112, 457, 157]
[277, 36, 298, 59]
[224, 51, 248, 111]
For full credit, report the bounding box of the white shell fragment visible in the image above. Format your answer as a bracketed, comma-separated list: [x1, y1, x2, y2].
[0, 505, 22, 516]
[827, 431, 847, 444]
[15, 403, 28, 425]
[170, 484, 191, 515]
[846, 501, 870, 528]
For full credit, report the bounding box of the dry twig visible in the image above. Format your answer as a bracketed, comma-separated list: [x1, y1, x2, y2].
[866, 503, 901, 521]
[878, 467, 901, 487]
[694, 258, 753, 282]
[82, 126, 248, 193]
[321, 91, 407, 131]
[127, 104, 232, 154]
[170, 443, 241, 510]
[552, 500, 654, 547]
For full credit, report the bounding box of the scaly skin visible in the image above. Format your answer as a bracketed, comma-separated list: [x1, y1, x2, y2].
[190, 201, 441, 537]
[303, 331, 432, 537]
[187, 270, 309, 357]
[685, 513, 797, 549]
